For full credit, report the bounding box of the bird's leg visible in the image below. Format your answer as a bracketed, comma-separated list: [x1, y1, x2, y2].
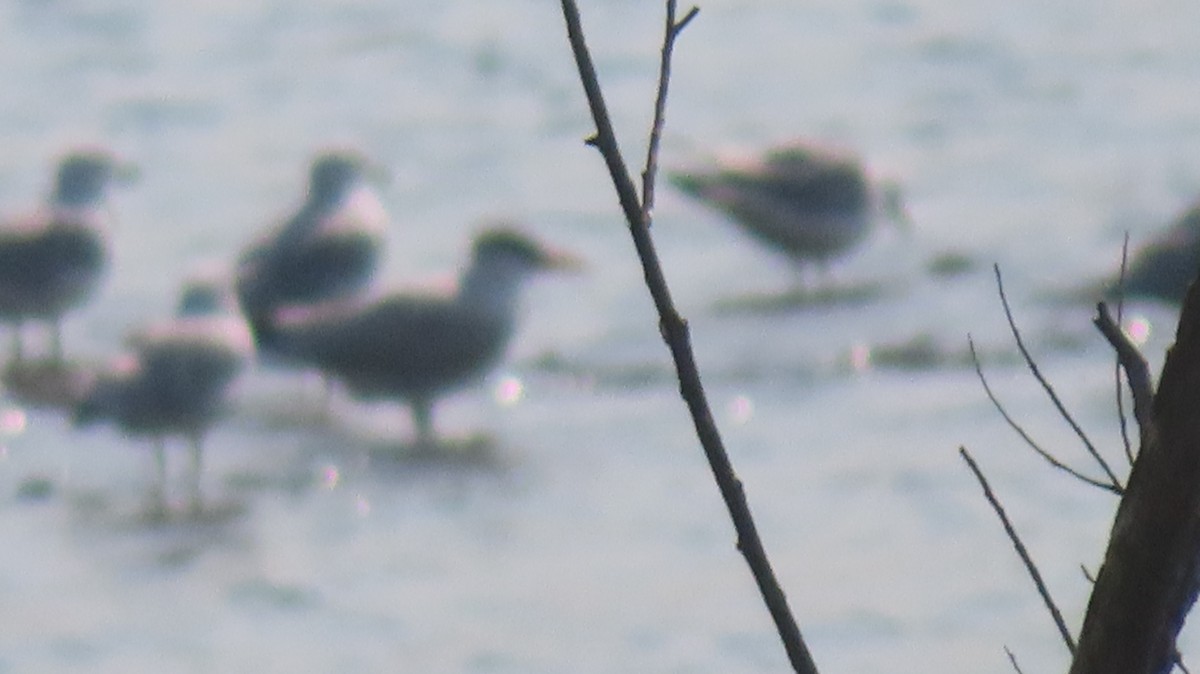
[320, 373, 336, 419]
[787, 263, 814, 299]
[9, 322, 24, 366]
[148, 438, 169, 520]
[411, 398, 436, 449]
[186, 434, 204, 517]
[816, 260, 834, 297]
[49, 320, 64, 365]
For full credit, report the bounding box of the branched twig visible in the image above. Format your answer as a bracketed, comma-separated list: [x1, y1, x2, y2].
[560, 0, 644, 227]
[961, 446, 1077, 654]
[1094, 302, 1154, 446]
[1004, 646, 1027, 674]
[559, 3, 818, 673]
[1114, 232, 1134, 464]
[992, 265, 1123, 491]
[641, 4, 698, 223]
[968, 337, 1120, 494]
[1082, 564, 1096, 585]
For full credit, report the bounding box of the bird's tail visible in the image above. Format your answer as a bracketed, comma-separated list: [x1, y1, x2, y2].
[667, 171, 712, 199]
[234, 263, 284, 354]
[71, 373, 117, 428]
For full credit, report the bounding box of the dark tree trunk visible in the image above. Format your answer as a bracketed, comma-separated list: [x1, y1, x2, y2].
[1071, 281, 1200, 674]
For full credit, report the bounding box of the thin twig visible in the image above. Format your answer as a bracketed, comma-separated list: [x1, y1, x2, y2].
[558, 3, 818, 673]
[559, 0, 644, 228]
[968, 336, 1120, 494]
[640, 4, 698, 224]
[1094, 302, 1154, 444]
[1115, 232, 1134, 464]
[992, 265, 1123, 491]
[1004, 646, 1027, 674]
[961, 447, 1077, 654]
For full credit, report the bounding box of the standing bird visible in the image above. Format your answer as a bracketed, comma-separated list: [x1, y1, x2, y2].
[244, 226, 578, 446]
[671, 142, 909, 286]
[1118, 203, 1200, 304]
[235, 150, 389, 359]
[73, 278, 255, 516]
[0, 149, 134, 364]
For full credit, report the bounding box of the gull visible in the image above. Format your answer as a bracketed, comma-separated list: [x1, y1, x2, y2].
[235, 149, 389, 359]
[1119, 203, 1200, 304]
[0, 149, 134, 363]
[73, 278, 255, 516]
[245, 226, 578, 446]
[671, 141, 909, 284]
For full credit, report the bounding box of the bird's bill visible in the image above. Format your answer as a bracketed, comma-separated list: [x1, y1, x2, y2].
[367, 164, 391, 187]
[359, 157, 391, 187]
[112, 159, 140, 184]
[538, 245, 586, 272]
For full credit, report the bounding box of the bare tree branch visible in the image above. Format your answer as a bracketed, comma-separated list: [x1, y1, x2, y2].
[558, 3, 818, 673]
[992, 264, 1123, 491]
[961, 446, 1077, 654]
[1073, 560, 1198, 674]
[640, 4, 698, 224]
[559, 0, 645, 227]
[1070, 279, 1200, 674]
[968, 337, 1120, 494]
[1094, 302, 1154, 445]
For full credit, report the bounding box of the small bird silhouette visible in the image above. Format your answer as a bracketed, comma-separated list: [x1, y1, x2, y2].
[672, 142, 909, 284]
[74, 278, 254, 516]
[0, 149, 135, 363]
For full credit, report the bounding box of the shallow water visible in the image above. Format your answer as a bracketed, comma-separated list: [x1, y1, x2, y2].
[2, 0, 1200, 672]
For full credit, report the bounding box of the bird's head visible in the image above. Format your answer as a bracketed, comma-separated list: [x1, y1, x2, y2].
[472, 226, 584, 275]
[458, 225, 582, 319]
[53, 148, 137, 207]
[176, 279, 232, 318]
[308, 150, 387, 204]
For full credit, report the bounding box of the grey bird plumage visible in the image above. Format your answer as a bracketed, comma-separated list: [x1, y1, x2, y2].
[235, 150, 388, 361]
[0, 150, 133, 363]
[671, 142, 909, 278]
[245, 227, 577, 445]
[74, 278, 254, 516]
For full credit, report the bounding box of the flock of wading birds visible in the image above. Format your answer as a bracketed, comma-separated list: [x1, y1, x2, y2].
[0, 142, 1191, 515]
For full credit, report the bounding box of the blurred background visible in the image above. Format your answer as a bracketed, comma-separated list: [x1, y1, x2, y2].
[1, 0, 1199, 672]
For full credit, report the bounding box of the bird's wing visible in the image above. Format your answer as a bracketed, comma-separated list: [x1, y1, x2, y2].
[279, 295, 508, 394]
[131, 315, 254, 375]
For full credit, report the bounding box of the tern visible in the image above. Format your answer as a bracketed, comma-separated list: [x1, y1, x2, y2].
[245, 226, 577, 446]
[235, 150, 389, 358]
[74, 278, 254, 515]
[0, 149, 134, 363]
[671, 142, 909, 282]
